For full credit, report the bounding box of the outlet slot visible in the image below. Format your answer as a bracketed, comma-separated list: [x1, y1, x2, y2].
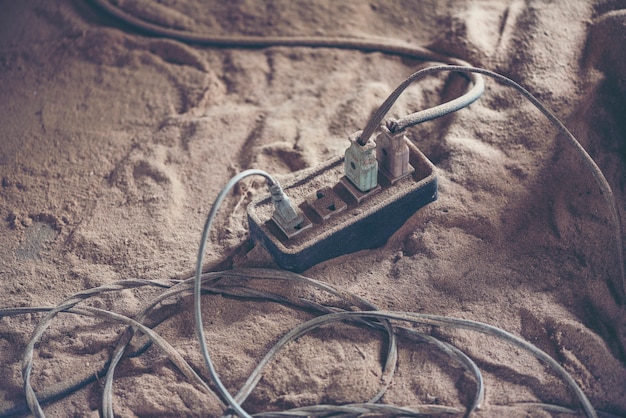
[307, 187, 347, 220]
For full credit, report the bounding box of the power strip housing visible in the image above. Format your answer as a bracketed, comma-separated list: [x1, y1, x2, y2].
[247, 139, 437, 272]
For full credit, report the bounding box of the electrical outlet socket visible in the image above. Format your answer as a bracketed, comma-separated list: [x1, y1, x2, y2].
[247, 138, 437, 272]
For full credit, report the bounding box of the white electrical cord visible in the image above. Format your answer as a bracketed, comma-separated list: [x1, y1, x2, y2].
[194, 169, 278, 418]
[359, 65, 625, 302]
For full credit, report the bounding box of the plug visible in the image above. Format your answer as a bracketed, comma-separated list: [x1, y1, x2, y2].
[269, 183, 311, 238]
[344, 131, 378, 192]
[376, 124, 414, 183]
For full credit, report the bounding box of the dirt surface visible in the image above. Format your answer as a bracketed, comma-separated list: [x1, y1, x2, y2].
[1, 0, 625, 416]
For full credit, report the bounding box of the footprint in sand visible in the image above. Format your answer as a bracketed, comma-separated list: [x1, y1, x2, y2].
[108, 144, 185, 217]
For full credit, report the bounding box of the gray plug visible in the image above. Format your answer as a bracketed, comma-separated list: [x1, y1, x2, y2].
[270, 184, 304, 231]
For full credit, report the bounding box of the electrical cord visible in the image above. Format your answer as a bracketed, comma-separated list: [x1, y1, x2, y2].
[186, 61, 623, 415]
[19, 279, 173, 418]
[5, 267, 604, 417]
[194, 170, 279, 418]
[206, 272, 483, 416]
[0, 274, 452, 416]
[359, 65, 626, 303]
[88, 0, 485, 146]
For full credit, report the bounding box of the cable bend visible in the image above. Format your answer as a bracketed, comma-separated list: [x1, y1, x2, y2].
[391, 60, 485, 132]
[194, 169, 277, 418]
[359, 63, 484, 144]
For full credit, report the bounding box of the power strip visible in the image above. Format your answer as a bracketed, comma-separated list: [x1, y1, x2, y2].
[247, 138, 437, 272]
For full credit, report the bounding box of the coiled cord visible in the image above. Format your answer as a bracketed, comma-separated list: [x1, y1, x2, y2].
[3, 266, 600, 417]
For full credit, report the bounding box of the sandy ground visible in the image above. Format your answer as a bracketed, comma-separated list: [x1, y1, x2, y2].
[1, 0, 625, 416]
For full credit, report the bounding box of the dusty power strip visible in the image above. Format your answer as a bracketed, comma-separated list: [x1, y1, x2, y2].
[247, 137, 437, 272]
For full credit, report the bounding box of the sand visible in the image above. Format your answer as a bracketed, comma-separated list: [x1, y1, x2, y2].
[0, 0, 625, 416]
